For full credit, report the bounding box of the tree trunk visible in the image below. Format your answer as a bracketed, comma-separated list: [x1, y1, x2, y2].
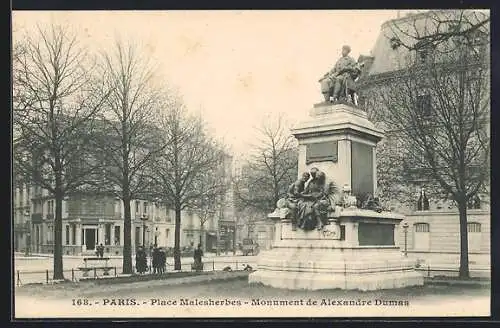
[122, 196, 133, 274]
[200, 222, 205, 252]
[174, 203, 181, 270]
[216, 221, 220, 256]
[458, 196, 470, 279]
[53, 189, 64, 280]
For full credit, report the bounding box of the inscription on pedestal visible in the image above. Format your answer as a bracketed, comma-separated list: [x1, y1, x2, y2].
[306, 141, 338, 164]
[358, 223, 394, 246]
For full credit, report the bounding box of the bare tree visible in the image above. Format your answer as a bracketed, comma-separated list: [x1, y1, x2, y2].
[367, 10, 490, 279]
[13, 24, 110, 279]
[154, 103, 227, 270]
[192, 166, 228, 252]
[233, 114, 298, 215]
[385, 10, 489, 53]
[94, 40, 165, 274]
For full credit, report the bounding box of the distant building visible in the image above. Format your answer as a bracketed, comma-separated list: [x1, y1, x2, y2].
[14, 154, 236, 256]
[13, 183, 31, 253]
[15, 185, 224, 256]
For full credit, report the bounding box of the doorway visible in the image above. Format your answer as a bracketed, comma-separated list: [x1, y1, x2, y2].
[85, 228, 96, 251]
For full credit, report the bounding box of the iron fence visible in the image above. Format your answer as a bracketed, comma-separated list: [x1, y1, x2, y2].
[415, 265, 490, 279]
[15, 258, 254, 286]
[16, 261, 489, 287]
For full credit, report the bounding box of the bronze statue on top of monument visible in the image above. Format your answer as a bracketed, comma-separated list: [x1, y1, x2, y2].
[319, 45, 364, 106]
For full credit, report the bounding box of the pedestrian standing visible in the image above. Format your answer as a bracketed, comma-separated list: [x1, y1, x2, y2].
[98, 243, 104, 258]
[135, 247, 143, 274]
[159, 248, 166, 274]
[152, 246, 160, 274]
[193, 243, 204, 272]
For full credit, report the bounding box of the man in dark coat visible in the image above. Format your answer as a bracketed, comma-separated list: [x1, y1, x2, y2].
[152, 246, 160, 274]
[135, 247, 145, 274]
[193, 244, 204, 272]
[159, 248, 166, 273]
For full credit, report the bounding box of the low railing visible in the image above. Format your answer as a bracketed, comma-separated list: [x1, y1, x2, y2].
[415, 265, 490, 279]
[16, 260, 489, 287]
[15, 259, 254, 286]
[15, 267, 119, 286]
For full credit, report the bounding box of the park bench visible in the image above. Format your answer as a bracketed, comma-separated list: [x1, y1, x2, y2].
[77, 257, 113, 278]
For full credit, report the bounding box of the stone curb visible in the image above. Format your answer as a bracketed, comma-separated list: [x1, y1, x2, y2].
[423, 277, 491, 287]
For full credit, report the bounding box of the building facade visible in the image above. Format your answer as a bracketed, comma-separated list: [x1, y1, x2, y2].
[14, 155, 237, 256]
[13, 184, 31, 253]
[397, 208, 490, 270]
[15, 185, 222, 256]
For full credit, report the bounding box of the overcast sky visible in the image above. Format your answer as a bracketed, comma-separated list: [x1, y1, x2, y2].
[13, 10, 416, 156]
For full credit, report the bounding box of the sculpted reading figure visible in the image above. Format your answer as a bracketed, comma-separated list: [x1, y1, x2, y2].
[286, 172, 311, 230]
[281, 169, 338, 232]
[294, 168, 332, 231]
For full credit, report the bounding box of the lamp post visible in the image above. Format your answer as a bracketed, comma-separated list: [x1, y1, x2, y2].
[140, 214, 149, 247]
[402, 222, 409, 257]
[24, 210, 31, 257]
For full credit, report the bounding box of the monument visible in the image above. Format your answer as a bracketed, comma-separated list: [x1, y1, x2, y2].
[248, 45, 424, 291]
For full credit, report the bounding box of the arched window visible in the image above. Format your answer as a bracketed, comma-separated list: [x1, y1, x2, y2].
[413, 223, 430, 251]
[468, 222, 482, 252]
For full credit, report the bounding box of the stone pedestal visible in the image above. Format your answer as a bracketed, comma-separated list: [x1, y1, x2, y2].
[248, 102, 423, 291]
[291, 103, 384, 197]
[248, 210, 424, 291]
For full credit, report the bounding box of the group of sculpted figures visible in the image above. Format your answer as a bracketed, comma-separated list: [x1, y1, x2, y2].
[319, 45, 364, 105]
[283, 168, 334, 231]
[278, 167, 384, 232]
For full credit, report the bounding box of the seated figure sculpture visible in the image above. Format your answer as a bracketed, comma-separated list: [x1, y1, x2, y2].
[296, 168, 332, 231]
[286, 171, 311, 230]
[278, 168, 338, 232]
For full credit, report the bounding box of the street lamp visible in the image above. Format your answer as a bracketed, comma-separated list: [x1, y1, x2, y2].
[140, 214, 149, 247]
[402, 222, 409, 257]
[24, 210, 31, 257]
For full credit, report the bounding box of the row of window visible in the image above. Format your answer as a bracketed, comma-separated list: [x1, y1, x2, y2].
[413, 222, 481, 232]
[411, 222, 482, 252]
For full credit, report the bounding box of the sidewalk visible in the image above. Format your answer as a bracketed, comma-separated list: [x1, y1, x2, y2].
[15, 251, 252, 260]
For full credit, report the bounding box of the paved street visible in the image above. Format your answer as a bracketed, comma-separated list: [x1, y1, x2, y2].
[14, 252, 258, 285]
